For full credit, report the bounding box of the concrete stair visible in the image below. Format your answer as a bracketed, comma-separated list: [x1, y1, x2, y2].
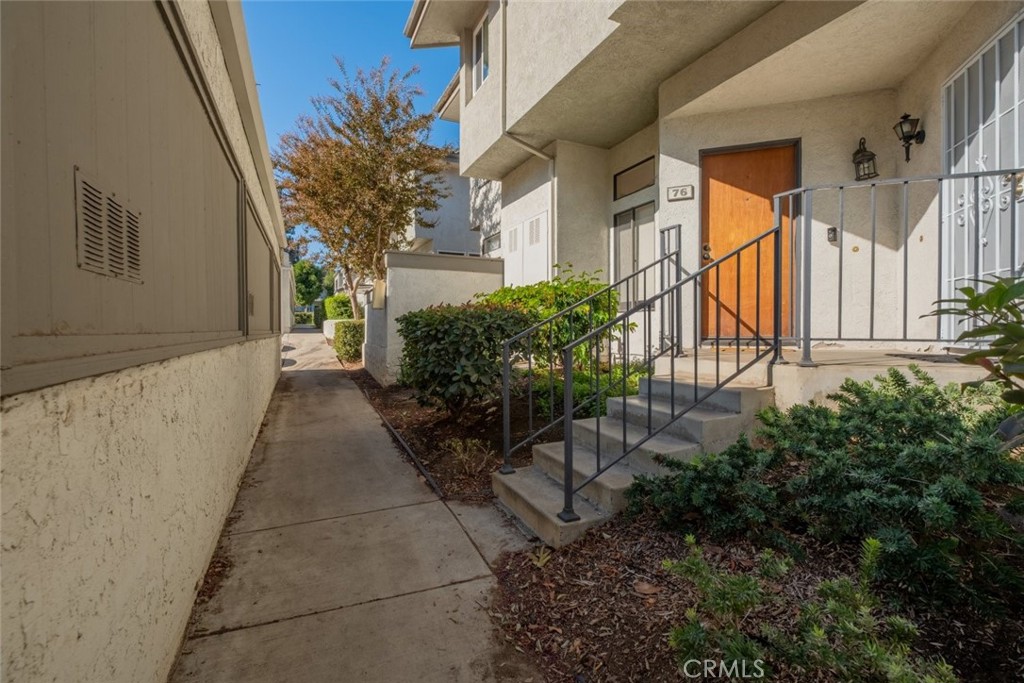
[493, 373, 774, 547]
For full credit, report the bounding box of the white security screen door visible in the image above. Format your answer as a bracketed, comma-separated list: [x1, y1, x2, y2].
[943, 15, 1024, 310]
[613, 202, 656, 307]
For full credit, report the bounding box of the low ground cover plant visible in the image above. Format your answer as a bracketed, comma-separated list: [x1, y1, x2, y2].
[629, 367, 1024, 611]
[666, 535, 957, 682]
[333, 319, 364, 363]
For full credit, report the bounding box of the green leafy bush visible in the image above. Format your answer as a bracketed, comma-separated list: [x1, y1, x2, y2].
[323, 293, 353, 320]
[333, 319, 364, 363]
[630, 367, 1024, 610]
[528, 361, 649, 420]
[294, 311, 313, 325]
[312, 301, 326, 327]
[476, 267, 618, 367]
[397, 304, 533, 413]
[665, 536, 957, 682]
[931, 276, 1024, 451]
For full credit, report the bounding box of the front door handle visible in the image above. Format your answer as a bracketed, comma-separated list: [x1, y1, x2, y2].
[702, 244, 713, 261]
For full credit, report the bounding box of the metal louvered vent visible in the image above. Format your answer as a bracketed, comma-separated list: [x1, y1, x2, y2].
[75, 167, 142, 284]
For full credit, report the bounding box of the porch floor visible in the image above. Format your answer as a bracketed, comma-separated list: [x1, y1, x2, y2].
[661, 344, 986, 409]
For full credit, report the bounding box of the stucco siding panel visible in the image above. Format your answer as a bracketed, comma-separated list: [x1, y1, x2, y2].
[1, 337, 280, 683]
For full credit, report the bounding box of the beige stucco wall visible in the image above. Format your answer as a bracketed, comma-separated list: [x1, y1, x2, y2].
[1, 1, 285, 681]
[471, 177, 503, 255]
[554, 141, 610, 279]
[409, 166, 477, 254]
[1, 336, 280, 683]
[459, 0, 503, 176]
[364, 252, 505, 385]
[659, 89, 909, 341]
[504, 0, 620, 127]
[500, 151, 554, 284]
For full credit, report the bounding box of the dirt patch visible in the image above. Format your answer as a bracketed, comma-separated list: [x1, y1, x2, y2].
[342, 364, 548, 502]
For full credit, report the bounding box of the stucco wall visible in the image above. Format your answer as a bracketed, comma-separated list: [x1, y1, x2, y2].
[501, 151, 553, 285]
[364, 253, 505, 385]
[504, 0, 620, 126]
[410, 166, 477, 254]
[472, 177, 502, 255]
[554, 141, 610, 279]
[659, 90, 905, 341]
[459, 0, 503, 176]
[1, 337, 280, 683]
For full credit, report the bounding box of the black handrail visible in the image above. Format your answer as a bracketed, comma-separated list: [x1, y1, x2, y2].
[556, 223, 782, 522]
[500, 225, 682, 473]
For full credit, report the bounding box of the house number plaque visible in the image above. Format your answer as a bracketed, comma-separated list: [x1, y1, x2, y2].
[667, 185, 694, 201]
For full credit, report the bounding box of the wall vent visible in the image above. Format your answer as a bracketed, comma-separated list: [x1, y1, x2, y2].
[75, 167, 142, 284]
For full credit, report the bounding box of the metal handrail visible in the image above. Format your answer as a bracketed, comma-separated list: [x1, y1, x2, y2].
[774, 168, 1022, 366]
[500, 225, 682, 472]
[556, 224, 783, 521]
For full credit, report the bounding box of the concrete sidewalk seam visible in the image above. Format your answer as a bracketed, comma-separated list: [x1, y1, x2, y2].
[186, 573, 495, 641]
[225, 499, 438, 537]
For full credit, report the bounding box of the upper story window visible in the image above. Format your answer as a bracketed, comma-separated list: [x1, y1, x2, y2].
[473, 14, 489, 92]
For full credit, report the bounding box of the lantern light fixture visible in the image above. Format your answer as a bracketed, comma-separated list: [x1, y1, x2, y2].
[893, 113, 925, 162]
[852, 137, 878, 181]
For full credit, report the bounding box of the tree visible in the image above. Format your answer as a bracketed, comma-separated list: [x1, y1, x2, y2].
[293, 259, 325, 306]
[274, 57, 453, 320]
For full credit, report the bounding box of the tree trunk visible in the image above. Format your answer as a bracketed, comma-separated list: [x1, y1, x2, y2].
[345, 270, 363, 321]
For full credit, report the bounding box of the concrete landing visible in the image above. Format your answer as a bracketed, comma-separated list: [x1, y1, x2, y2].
[169, 329, 537, 682]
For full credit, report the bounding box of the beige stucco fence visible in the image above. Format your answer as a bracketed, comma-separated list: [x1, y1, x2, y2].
[363, 252, 505, 385]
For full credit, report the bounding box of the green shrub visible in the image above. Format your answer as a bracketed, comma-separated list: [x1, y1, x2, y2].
[476, 267, 618, 367]
[323, 293, 353, 320]
[294, 311, 313, 325]
[528, 361, 649, 420]
[931, 276, 1024, 451]
[313, 301, 326, 327]
[630, 367, 1024, 610]
[397, 303, 533, 413]
[333, 319, 364, 363]
[665, 536, 957, 682]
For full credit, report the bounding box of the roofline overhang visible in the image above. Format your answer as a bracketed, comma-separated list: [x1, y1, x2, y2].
[209, 0, 287, 252]
[434, 70, 461, 121]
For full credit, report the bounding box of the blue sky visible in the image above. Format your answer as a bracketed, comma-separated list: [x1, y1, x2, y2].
[242, 0, 460, 155]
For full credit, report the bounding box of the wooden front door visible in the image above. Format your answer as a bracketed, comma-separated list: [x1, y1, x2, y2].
[701, 144, 796, 339]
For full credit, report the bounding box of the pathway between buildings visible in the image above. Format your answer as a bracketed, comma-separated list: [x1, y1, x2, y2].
[170, 328, 538, 682]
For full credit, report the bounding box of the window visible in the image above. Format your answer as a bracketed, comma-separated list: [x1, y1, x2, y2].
[473, 14, 489, 92]
[613, 157, 655, 200]
[482, 232, 501, 255]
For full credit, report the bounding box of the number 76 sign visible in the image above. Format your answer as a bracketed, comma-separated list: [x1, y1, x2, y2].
[667, 185, 694, 201]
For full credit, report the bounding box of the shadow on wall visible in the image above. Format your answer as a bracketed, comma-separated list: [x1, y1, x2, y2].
[472, 178, 502, 242]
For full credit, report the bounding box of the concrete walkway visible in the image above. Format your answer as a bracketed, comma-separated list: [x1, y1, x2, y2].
[170, 329, 537, 682]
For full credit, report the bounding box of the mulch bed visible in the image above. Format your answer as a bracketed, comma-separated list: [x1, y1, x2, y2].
[489, 513, 1024, 683]
[342, 363, 547, 502]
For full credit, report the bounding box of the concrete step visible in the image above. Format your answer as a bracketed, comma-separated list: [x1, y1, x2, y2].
[491, 466, 610, 548]
[640, 377, 775, 414]
[571, 417, 702, 473]
[532, 442, 638, 512]
[606, 395, 758, 454]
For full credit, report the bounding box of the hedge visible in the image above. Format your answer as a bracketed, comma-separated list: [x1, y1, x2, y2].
[333, 319, 364, 363]
[324, 293, 353, 320]
[397, 303, 533, 413]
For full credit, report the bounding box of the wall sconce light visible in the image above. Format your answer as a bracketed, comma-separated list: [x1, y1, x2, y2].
[852, 137, 878, 181]
[893, 113, 925, 162]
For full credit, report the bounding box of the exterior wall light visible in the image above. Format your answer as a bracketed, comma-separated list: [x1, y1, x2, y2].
[893, 113, 925, 162]
[852, 137, 878, 181]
